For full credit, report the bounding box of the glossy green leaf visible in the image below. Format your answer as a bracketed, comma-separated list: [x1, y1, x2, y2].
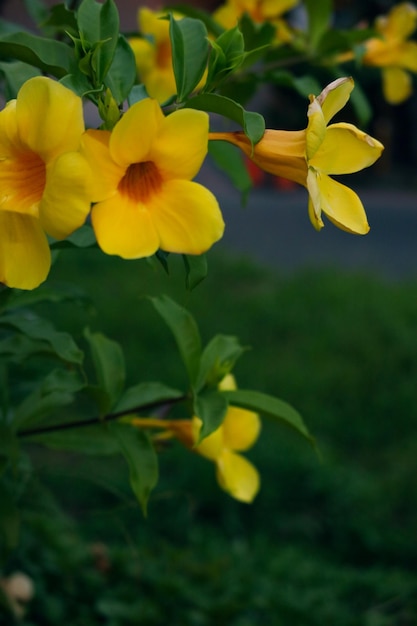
[187, 93, 265, 145]
[0, 32, 73, 77]
[0, 314, 83, 364]
[0, 281, 88, 313]
[0, 60, 41, 99]
[111, 423, 158, 515]
[128, 83, 149, 106]
[205, 26, 245, 89]
[304, 0, 332, 50]
[182, 254, 208, 290]
[196, 334, 247, 392]
[168, 4, 223, 36]
[208, 140, 252, 201]
[33, 424, 119, 455]
[13, 369, 85, 432]
[84, 329, 125, 413]
[51, 225, 97, 249]
[194, 390, 228, 441]
[221, 389, 313, 443]
[269, 70, 321, 99]
[77, 0, 119, 80]
[170, 13, 209, 101]
[150, 296, 202, 386]
[104, 35, 136, 104]
[115, 382, 184, 414]
[238, 12, 275, 51]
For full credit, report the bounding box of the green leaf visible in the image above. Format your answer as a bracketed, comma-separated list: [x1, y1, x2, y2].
[238, 12, 276, 51]
[0, 60, 41, 99]
[346, 77, 372, 127]
[13, 369, 85, 432]
[0, 32, 73, 77]
[187, 93, 265, 145]
[41, 4, 78, 36]
[168, 4, 223, 37]
[0, 281, 88, 313]
[104, 35, 136, 104]
[194, 390, 228, 441]
[205, 26, 245, 90]
[22, 0, 48, 25]
[128, 83, 150, 106]
[84, 328, 125, 414]
[0, 314, 83, 364]
[269, 70, 322, 99]
[220, 389, 313, 443]
[111, 423, 158, 515]
[0, 424, 19, 474]
[208, 140, 252, 201]
[77, 0, 120, 84]
[0, 482, 20, 551]
[182, 254, 208, 290]
[150, 295, 202, 387]
[196, 334, 247, 392]
[115, 382, 184, 414]
[304, 0, 332, 50]
[169, 13, 209, 102]
[51, 225, 97, 249]
[33, 424, 119, 455]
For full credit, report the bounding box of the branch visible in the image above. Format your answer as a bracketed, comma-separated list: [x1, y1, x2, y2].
[18, 394, 188, 439]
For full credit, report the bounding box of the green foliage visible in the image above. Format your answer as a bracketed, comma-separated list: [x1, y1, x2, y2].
[169, 13, 209, 102]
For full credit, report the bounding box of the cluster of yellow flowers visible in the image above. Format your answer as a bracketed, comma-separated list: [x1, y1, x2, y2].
[0, 73, 383, 292]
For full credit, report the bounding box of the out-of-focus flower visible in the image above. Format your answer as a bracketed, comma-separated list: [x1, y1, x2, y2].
[209, 77, 384, 234]
[129, 8, 177, 103]
[0, 572, 35, 620]
[82, 98, 224, 259]
[130, 374, 261, 503]
[0, 77, 92, 290]
[214, 0, 298, 43]
[361, 2, 417, 104]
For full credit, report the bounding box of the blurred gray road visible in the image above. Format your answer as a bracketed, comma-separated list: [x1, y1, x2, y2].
[202, 173, 417, 280]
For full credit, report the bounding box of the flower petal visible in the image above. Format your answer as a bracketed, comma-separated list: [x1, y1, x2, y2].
[16, 77, 84, 161]
[110, 98, 164, 167]
[216, 449, 260, 503]
[316, 76, 354, 125]
[382, 67, 413, 104]
[149, 180, 224, 254]
[193, 416, 224, 460]
[91, 193, 159, 258]
[0, 212, 50, 289]
[380, 2, 417, 40]
[309, 171, 370, 234]
[306, 98, 326, 160]
[306, 169, 325, 231]
[40, 152, 92, 239]
[222, 405, 261, 451]
[310, 123, 384, 175]
[82, 130, 124, 202]
[150, 108, 209, 180]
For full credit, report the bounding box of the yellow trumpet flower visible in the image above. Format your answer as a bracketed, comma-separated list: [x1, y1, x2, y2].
[0, 77, 92, 290]
[210, 77, 384, 234]
[82, 98, 224, 259]
[362, 2, 417, 104]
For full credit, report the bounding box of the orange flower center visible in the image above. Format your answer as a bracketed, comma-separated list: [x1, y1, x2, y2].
[118, 161, 163, 202]
[0, 150, 46, 216]
[156, 40, 172, 69]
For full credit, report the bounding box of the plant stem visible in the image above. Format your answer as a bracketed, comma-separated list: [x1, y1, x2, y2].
[18, 395, 187, 439]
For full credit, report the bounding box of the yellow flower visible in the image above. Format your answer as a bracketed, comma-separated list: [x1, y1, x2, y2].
[81, 98, 224, 259]
[192, 374, 261, 503]
[209, 77, 384, 234]
[0, 77, 92, 290]
[129, 374, 261, 503]
[362, 2, 417, 104]
[129, 8, 178, 103]
[214, 0, 297, 43]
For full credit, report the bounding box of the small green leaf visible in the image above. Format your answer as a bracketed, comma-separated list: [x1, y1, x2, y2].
[84, 329, 125, 413]
[34, 424, 119, 455]
[115, 382, 184, 414]
[128, 83, 149, 106]
[0, 314, 83, 364]
[208, 140, 252, 201]
[269, 70, 322, 99]
[167, 4, 223, 36]
[111, 423, 158, 515]
[170, 13, 209, 101]
[238, 12, 276, 51]
[0, 32, 73, 77]
[51, 225, 97, 249]
[304, 0, 332, 50]
[196, 334, 247, 392]
[150, 295, 202, 386]
[194, 390, 228, 441]
[41, 4, 78, 36]
[221, 389, 313, 443]
[187, 93, 265, 145]
[182, 254, 208, 290]
[0, 60, 41, 99]
[104, 35, 136, 104]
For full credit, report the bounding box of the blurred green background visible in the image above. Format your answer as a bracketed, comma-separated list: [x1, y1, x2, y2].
[3, 244, 417, 625]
